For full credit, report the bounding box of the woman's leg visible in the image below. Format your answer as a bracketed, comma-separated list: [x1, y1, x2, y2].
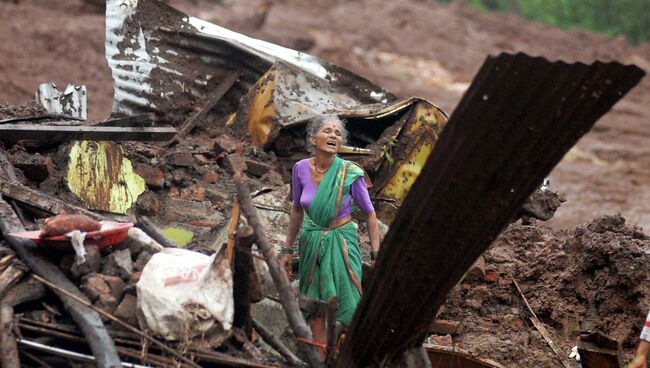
[308, 315, 327, 359]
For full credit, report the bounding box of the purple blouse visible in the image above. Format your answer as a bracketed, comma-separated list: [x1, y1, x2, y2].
[291, 159, 374, 220]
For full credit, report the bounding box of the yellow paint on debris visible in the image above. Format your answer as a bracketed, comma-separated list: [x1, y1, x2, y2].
[247, 69, 278, 146]
[379, 101, 447, 205]
[162, 227, 194, 247]
[67, 141, 145, 214]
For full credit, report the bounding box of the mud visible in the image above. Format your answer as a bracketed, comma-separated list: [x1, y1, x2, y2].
[440, 215, 649, 367]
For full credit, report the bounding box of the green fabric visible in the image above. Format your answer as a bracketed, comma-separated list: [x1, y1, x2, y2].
[298, 155, 365, 325]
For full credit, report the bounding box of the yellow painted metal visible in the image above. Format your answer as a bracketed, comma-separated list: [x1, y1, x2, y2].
[247, 69, 278, 146]
[377, 100, 447, 205]
[67, 141, 145, 214]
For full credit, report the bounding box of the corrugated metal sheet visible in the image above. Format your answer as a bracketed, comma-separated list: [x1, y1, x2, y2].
[338, 53, 645, 367]
[105, 0, 394, 117]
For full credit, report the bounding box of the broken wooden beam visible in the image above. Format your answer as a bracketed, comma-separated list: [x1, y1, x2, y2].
[233, 225, 255, 336]
[252, 318, 304, 367]
[0, 124, 176, 142]
[167, 70, 240, 145]
[234, 172, 324, 368]
[1, 297, 20, 368]
[338, 53, 644, 367]
[0, 199, 122, 368]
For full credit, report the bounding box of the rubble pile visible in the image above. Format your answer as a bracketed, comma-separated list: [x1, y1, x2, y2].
[434, 215, 650, 367]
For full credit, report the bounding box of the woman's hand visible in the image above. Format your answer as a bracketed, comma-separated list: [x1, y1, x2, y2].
[281, 253, 293, 278]
[629, 354, 646, 368]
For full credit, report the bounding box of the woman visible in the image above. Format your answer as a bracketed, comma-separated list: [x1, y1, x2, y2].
[281, 114, 381, 350]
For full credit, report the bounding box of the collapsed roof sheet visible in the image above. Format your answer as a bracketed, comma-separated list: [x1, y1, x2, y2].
[105, 0, 394, 117]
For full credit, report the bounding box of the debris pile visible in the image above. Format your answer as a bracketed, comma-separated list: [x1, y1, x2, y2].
[435, 215, 649, 367]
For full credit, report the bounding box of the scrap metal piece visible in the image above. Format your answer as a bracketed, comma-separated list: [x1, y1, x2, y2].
[0, 124, 176, 142]
[35, 83, 87, 120]
[337, 53, 644, 367]
[67, 141, 145, 214]
[425, 346, 506, 368]
[578, 332, 622, 368]
[105, 0, 392, 117]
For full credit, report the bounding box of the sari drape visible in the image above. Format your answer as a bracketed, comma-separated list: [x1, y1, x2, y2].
[298, 155, 365, 325]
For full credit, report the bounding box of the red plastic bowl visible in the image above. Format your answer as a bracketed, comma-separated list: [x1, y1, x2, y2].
[8, 221, 134, 252]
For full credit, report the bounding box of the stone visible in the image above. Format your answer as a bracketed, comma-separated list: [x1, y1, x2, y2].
[97, 274, 125, 301]
[426, 334, 453, 347]
[114, 294, 138, 326]
[133, 164, 165, 189]
[171, 168, 192, 187]
[163, 198, 224, 225]
[165, 152, 194, 167]
[102, 249, 133, 281]
[193, 154, 211, 166]
[213, 134, 239, 155]
[261, 170, 285, 187]
[70, 245, 101, 279]
[201, 169, 219, 184]
[482, 270, 499, 283]
[168, 187, 180, 198]
[222, 154, 247, 174]
[80, 273, 110, 301]
[465, 255, 486, 282]
[11, 153, 55, 182]
[245, 159, 275, 178]
[135, 191, 160, 217]
[205, 187, 227, 210]
[429, 319, 464, 336]
[133, 252, 152, 272]
[180, 185, 206, 201]
[95, 293, 119, 315]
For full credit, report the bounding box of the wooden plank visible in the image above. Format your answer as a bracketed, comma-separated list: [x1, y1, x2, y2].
[0, 124, 176, 142]
[338, 53, 644, 367]
[168, 70, 240, 145]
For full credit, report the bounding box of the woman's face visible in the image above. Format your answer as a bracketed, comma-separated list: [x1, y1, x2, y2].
[310, 121, 343, 155]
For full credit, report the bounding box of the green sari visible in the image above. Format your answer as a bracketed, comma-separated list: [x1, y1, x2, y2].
[299, 155, 365, 325]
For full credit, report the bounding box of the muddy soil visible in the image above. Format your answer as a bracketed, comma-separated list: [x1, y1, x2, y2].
[441, 215, 649, 367]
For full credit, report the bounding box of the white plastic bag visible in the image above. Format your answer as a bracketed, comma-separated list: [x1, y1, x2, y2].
[137, 247, 233, 343]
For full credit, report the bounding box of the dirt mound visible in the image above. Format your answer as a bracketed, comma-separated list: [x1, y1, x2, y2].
[0, 101, 47, 120]
[440, 215, 649, 367]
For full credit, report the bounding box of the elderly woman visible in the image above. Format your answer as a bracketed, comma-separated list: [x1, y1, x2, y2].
[281, 114, 381, 349]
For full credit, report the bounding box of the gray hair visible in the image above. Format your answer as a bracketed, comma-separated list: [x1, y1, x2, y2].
[305, 114, 348, 154]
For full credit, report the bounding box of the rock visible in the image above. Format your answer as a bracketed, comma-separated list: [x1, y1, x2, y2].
[163, 198, 224, 225]
[11, 153, 54, 182]
[201, 169, 219, 184]
[135, 192, 161, 217]
[80, 273, 110, 301]
[114, 294, 138, 326]
[97, 274, 125, 301]
[426, 334, 453, 347]
[133, 252, 152, 272]
[482, 270, 499, 283]
[171, 168, 192, 187]
[222, 154, 247, 174]
[261, 170, 285, 187]
[465, 255, 486, 282]
[168, 187, 180, 198]
[102, 249, 133, 280]
[429, 319, 464, 336]
[165, 152, 194, 167]
[213, 134, 239, 155]
[193, 154, 211, 166]
[180, 185, 206, 201]
[70, 245, 101, 278]
[245, 159, 275, 178]
[95, 293, 119, 315]
[134, 164, 165, 189]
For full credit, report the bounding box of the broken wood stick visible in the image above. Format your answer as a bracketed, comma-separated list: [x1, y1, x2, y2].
[227, 198, 241, 264]
[326, 297, 339, 367]
[9, 278, 46, 307]
[234, 172, 324, 368]
[252, 318, 304, 367]
[233, 225, 254, 336]
[135, 216, 177, 248]
[167, 71, 240, 146]
[31, 274, 201, 368]
[0, 124, 177, 142]
[1, 294, 20, 368]
[513, 278, 573, 368]
[0, 150, 32, 229]
[0, 199, 122, 368]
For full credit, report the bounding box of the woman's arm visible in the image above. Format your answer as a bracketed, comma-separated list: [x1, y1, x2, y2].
[367, 210, 381, 253]
[281, 206, 304, 277]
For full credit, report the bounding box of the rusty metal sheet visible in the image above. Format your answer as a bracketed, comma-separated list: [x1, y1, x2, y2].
[426, 346, 506, 368]
[337, 53, 644, 367]
[105, 0, 393, 117]
[35, 83, 87, 120]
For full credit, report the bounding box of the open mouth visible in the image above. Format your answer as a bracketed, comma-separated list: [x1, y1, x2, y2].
[326, 141, 337, 147]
